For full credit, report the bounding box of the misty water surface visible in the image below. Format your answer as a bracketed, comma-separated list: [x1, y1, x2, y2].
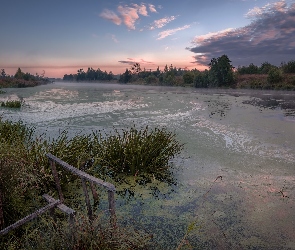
[1, 82, 295, 249]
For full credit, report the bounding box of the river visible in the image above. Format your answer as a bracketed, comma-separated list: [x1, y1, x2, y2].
[1, 82, 295, 249]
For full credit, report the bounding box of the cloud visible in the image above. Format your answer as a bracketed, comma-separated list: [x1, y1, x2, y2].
[188, 1, 295, 67]
[150, 16, 177, 30]
[118, 58, 155, 65]
[134, 3, 148, 16]
[157, 25, 191, 40]
[149, 4, 157, 13]
[111, 34, 119, 43]
[100, 9, 122, 25]
[100, 3, 154, 30]
[118, 60, 135, 65]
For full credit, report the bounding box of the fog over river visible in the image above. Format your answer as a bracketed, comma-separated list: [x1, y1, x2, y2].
[1, 82, 295, 249]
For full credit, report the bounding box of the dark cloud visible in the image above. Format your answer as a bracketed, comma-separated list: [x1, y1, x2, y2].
[118, 60, 136, 64]
[188, 2, 295, 67]
[118, 59, 155, 65]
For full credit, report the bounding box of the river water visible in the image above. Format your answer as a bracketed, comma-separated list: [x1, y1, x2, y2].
[1, 82, 295, 249]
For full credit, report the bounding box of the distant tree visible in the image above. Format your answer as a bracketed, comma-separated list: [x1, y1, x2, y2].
[194, 70, 209, 88]
[163, 64, 168, 73]
[1, 69, 6, 78]
[131, 63, 141, 74]
[183, 71, 194, 85]
[267, 68, 283, 84]
[209, 55, 234, 86]
[77, 69, 86, 81]
[119, 69, 132, 83]
[281, 60, 295, 73]
[259, 62, 274, 74]
[14, 68, 24, 79]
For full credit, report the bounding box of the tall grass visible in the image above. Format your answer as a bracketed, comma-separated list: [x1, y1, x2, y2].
[1, 100, 23, 108]
[0, 118, 183, 249]
[92, 126, 184, 176]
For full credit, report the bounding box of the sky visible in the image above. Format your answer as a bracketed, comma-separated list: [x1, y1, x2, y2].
[0, 0, 295, 78]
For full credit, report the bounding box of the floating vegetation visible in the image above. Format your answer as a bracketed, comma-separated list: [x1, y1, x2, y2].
[1, 100, 23, 108]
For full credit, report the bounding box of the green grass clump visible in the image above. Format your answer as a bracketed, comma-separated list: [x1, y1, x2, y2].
[0, 89, 6, 94]
[1, 100, 22, 108]
[92, 126, 184, 176]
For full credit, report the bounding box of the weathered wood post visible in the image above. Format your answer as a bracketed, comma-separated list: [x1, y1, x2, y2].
[49, 159, 64, 203]
[108, 190, 116, 228]
[81, 178, 93, 221]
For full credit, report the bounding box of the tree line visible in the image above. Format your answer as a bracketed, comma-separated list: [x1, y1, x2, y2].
[0, 68, 50, 88]
[63, 67, 114, 81]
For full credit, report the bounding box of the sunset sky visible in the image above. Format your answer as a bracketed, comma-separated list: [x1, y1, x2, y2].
[1, 0, 295, 78]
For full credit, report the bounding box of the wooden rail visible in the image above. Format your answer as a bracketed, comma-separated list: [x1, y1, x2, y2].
[46, 153, 116, 226]
[0, 199, 60, 236]
[0, 194, 75, 236]
[0, 154, 116, 236]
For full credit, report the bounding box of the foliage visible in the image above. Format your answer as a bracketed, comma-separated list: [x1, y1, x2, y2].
[0, 68, 50, 88]
[208, 55, 234, 87]
[1, 100, 23, 108]
[183, 71, 194, 85]
[63, 67, 114, 82]
[119, 69, 132, 83]
[267, 68, 283, 84]
[1, 213, 151, 250]
[281, 60, 295, 73]
[91, 126, 183, 176]
[0, 89, 6, 94]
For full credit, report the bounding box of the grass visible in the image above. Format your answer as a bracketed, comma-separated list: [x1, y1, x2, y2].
[0, 118, 183, 249]
[1, 100, 23, 108]
[0, 89, 6, 94]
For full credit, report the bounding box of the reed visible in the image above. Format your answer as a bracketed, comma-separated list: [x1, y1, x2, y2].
[1, 100, 22, 108]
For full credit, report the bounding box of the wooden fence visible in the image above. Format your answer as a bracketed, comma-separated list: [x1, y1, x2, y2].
[46, 153, 116, 225]
[0, 153, 116, 236]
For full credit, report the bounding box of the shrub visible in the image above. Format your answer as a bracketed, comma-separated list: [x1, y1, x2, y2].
[267, 68, 283, 84]
[1, 100, 23, 108]
[92, 126, 183, 176]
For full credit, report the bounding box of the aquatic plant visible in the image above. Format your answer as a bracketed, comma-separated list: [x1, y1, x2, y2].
[91, 126, 184, 176]
[0, 89, 5, 94]
[1, 100, 23, 108]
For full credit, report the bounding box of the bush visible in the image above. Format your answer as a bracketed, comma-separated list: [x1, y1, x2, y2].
[267, 68, 283, 84]
[92, 126, 183, 176]
[1, 100, 23, 108]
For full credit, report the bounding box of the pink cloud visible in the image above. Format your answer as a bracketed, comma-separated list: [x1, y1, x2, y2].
[149, 4, 157, 13]
[134, 3, 148, 16]
[193, 28, 234, 45]
[150, 16, 176, 30]
[99, 9, 122, 25]
[117, 5, 143, 30]
[157, 25, 191, 40]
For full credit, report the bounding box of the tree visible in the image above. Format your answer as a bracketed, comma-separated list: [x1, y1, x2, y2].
[183, 71, 194, 85]
[14, 68, 24, 79]
[0, 69, 6, 78]
[119, 69, 132, 83]
[259, 62, 274, 74]
[209, 55, 234, 87]
[131, 63, 141, 74]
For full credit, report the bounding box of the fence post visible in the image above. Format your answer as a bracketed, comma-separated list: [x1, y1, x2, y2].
[49, 159, 64, 203]
[81, 178, 93, 221]
[108, 190, 116, 227]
